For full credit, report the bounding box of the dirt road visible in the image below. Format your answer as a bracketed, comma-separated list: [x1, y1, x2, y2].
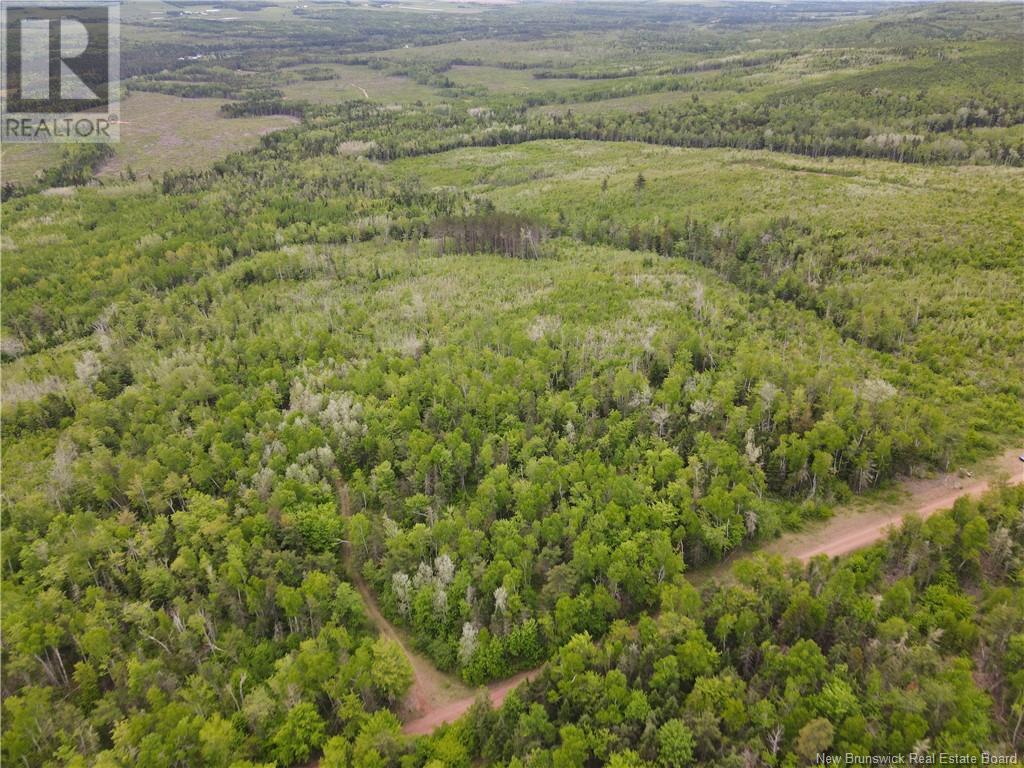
[764, 446, 1022, 561]
[401, 669, 539, 735]
[698, 446, 1023, 581]
[332, 480, 541, 737]
[334, 447, 1023, 740]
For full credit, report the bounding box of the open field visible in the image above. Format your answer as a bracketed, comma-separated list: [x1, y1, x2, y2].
[1, 92, 297, 185]
[99, 92, 297, 179]
[390, 140, 1024, 240]
[0, 144, 63, 186]
[281, 63, 441, 104]
[446, 65, 593, 95]
[365, 32, 630, 69]
[121, 0, 300, 25]
[530, 87, 734, 116]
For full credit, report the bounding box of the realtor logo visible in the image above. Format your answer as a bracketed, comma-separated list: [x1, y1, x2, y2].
[1, 1, 120, 142]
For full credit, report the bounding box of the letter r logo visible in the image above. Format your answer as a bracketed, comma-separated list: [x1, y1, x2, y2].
[1, 1, 119, 142]
[2, 3, 116, 111]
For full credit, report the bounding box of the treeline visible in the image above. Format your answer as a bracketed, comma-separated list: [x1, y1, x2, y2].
[288, 95, 1021, 165]
[1, 144, 114, 201]
[431, 213, 549, 259]
[220, 97, 309, 119]
[516, 74, 724, 110]
[226, 86, 1023, 172]
[525, 99, 1024, 165]
[530, 50, 795, 81]
[132, 80, 284, 101]
[528, 51, 798, 87]
[295, 66, 337, 81]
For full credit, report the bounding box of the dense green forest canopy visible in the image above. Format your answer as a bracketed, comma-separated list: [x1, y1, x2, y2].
[445, 484, 1024, 765]
[2, 2, 1022, 766]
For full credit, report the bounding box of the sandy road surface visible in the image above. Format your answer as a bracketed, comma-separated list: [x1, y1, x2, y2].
[763, 446, 1022, 562]
[794, 474, 1019, 561]
[698, 447, 1023, 581]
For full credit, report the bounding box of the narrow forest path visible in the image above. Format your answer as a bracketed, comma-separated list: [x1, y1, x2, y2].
[348, 83, 370, 99]
[335, 447, 1023, 739]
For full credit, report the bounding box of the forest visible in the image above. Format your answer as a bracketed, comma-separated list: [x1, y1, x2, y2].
[1, 1, 1022, 766]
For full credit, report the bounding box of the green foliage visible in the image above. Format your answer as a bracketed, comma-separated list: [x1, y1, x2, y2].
[369, 638, 415, 704]
[447, 485, 1024, 764]
[273, 702, 326, 765]
[656, 719, 695, 767]
[287, 501, 344, 553]
[2, 4, 1021, 765]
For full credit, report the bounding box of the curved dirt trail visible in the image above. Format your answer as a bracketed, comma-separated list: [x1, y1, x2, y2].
[335, 448, 1023, 739]
[401, 668, 539, 736]
[334, 480, 539, 736]
[334, 481, 473, 719]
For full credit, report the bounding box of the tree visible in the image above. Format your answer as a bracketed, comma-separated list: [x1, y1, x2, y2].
[287, 500, 344, 553]
[272, 703, 326, 766]
[370, 638, 414, 703]
[657, 719, 695, 767]
[319, 735, 352, 768]
[200, 713, 240, 768]
[553, 724, 589, 768]
[794, 718, 834, 763]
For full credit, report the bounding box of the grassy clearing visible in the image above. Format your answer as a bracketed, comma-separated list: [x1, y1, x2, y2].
[0, 144, 64, 186]
[446, 65, 589, 95]
[369, 32, 628, 69]
[529, 84, 735, 117]
[391, 140, 1024, 244]
[98, 92, 297, 179]
[2, 92, 296, 184]
[281, 63, 441, 104]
